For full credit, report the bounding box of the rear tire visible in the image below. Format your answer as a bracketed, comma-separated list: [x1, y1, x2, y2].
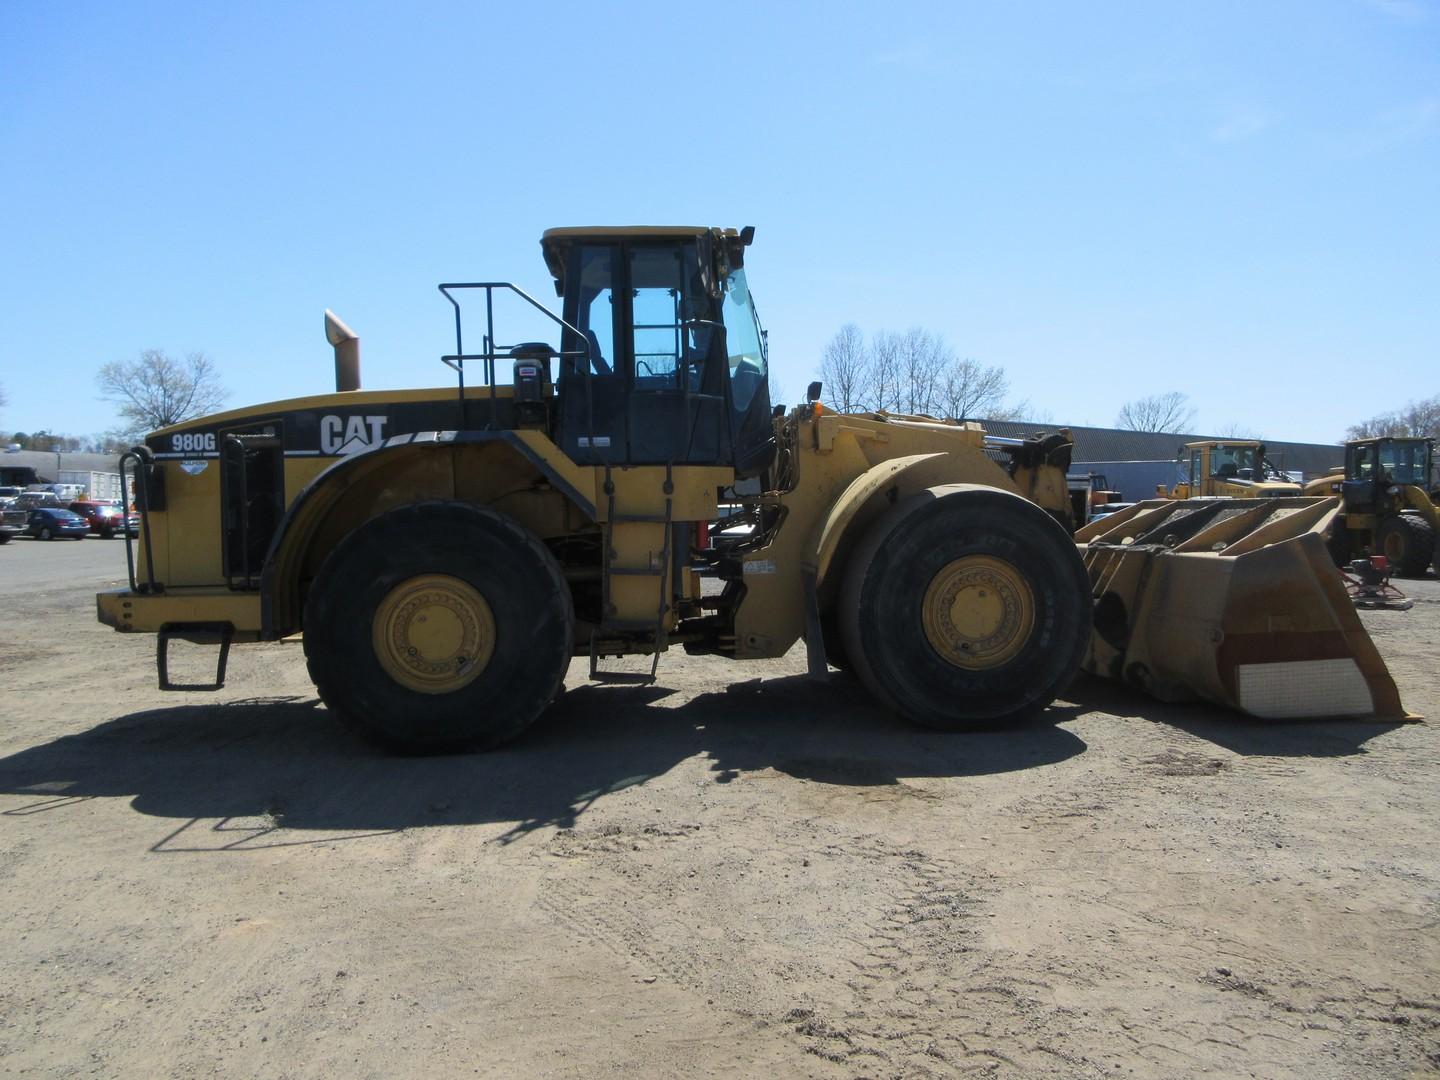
[1377, 514, 1434, 578]
[38, 526, 53, 541]
[304, 501, 574, 753]
[840, 485, 1092, 729]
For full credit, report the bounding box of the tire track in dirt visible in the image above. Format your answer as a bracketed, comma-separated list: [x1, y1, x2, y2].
[536, 820, 1114, 1077]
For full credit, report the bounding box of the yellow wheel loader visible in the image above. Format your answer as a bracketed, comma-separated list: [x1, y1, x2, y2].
[1160, 440, 1301, 499]
[95, 226, 1408, 751]
[1304, 437, 1439, 577]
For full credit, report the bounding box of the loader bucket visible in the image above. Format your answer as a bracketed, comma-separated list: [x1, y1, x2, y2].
[1076, 498, 1408, 720]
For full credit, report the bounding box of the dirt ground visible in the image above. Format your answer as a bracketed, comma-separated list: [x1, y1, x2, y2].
[2, 537, 1438, 1079]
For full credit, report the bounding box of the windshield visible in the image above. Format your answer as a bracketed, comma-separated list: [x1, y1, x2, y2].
[1377, 440, 1432, 485]
[722, 268, 767, 410]
[1210, 444, 1257, 479]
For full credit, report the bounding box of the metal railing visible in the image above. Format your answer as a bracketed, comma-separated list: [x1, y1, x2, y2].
[118, 449, 160, 595]
[437, 282, 592, 434]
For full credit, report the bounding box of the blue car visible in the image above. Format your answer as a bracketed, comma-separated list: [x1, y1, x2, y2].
[26, 508, 92, 540]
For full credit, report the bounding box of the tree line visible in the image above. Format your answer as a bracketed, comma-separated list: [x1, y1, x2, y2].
[817, 324, 1046, 421]
[2, 351, 1433, 456]
[0, 351, 228, 454]
[1345, 395, 1439, 441]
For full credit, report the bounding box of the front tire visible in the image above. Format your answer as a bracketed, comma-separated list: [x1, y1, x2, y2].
[303, 501, 574, 753]
[1377, 514, 1434, 578]
[38, 526, 53, 541]
[839, 485, 1092, 729]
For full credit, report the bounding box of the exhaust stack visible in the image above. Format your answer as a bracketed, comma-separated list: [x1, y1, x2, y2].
[324, 310, 361, 392]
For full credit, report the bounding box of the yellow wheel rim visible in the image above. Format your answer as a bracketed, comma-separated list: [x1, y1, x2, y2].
[1383, 530, 1405, 563]
[372, 574, 496, 694]
[921, 555, 1035, 670]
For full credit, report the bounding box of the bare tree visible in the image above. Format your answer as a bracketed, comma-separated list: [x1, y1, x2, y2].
[1346, 394, 1440, 441]
[1216, 421, 1264, 439]
[814, 323, 1030, 423]
[97, 350, 228, 437]
[819, 324, 867, 413]
[981, 400, 1055, 424]
[865, 330, 903, 413]
[896, 328, 949, 415]
[1115, 391, 1196, 433]
[939, 357, 1010, 420]
[84, 430, 138, 454]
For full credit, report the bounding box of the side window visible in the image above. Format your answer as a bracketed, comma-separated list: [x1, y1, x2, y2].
[1354, 445, 1373, 478]
[573, 246, 616, 376]
[722, 268, 767, 411]
[632, 289, 678, 382]
[1189, 450, 1202, 485]
[628, 244, 697, 388]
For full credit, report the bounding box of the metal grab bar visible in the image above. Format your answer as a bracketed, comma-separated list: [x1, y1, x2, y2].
[436, 282, 593, 434]
[118, 449, 161, 595]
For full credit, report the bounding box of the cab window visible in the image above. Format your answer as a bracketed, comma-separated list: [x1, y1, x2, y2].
[628, 243, 706, 390]
[570, 245, 617, 376]
[722, 268, 767, 410]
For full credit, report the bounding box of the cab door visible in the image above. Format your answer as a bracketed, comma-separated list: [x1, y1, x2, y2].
[623, 241, 728, 466]
[556, 243, 626, 464]
[1343, 443, 1378, 513]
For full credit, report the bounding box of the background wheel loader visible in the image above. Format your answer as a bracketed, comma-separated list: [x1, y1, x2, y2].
[1159, 440, 1301, 499]
[96, 226, 1408, 752]
[1302, 436, 1439, 577]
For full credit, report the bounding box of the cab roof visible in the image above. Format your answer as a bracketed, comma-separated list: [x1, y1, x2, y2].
[540, 226, 750, 284]
[541, 225, 728, 241]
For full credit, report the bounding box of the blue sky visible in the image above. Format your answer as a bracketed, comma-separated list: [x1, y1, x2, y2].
[1, 0, 1435, 444]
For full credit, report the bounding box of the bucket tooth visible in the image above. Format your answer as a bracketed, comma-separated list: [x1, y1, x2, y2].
[1077, 497, 1410, 721]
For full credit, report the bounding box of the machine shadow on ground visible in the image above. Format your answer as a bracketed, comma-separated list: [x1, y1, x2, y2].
[1062, 673, 1409, 758]
[0, 674, 1089, 845]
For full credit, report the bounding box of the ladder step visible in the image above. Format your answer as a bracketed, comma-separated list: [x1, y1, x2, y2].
[588, 670, 657, 685]
[608, 566, 665, 577]
[609, 514, 671, 524]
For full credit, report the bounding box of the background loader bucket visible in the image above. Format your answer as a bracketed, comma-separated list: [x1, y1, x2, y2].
[1076, 498, 1407, 720]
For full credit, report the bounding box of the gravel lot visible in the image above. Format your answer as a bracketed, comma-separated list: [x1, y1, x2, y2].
[2, 537, 1438, 1078]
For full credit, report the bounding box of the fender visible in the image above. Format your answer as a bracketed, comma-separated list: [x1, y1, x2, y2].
[796, 453, 944, 676]
[804, 453, 946, 588]
[259, 429, 597, 637]
[1400, 485, 1440, 528]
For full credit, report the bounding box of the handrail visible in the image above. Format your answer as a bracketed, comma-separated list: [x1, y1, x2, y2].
[437, 282, 592, 434]
[118, 449, 160, 595]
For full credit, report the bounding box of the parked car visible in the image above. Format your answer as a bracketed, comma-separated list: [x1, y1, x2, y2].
[25, 508, 92, 540]
[12, 491, 63, 511]
[0, 505, 25, 543]
[69, 500, 139, 538]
